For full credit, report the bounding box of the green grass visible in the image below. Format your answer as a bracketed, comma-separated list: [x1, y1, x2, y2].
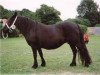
[0, 35, 100, 74]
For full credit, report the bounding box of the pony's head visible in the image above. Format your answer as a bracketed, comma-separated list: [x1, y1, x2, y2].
[2, 12, 18, 33]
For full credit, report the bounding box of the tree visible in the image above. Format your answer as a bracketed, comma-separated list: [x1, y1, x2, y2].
[0, 5, 13, 19]
[36, 4, 62, 24]
[0, 5, 4, 18]
[20, 9, 36, 20]
[77, 0, 100, 27]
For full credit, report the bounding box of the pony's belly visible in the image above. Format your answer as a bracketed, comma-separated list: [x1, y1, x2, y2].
[41, 41, 65, 50]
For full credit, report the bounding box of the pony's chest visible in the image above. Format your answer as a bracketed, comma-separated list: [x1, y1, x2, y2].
[24, 32, 37, 45]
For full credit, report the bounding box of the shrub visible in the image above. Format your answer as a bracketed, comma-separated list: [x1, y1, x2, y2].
[79, 24, 87, 33]
[95, 24, 100, 27]
[66, 18, 90, 27]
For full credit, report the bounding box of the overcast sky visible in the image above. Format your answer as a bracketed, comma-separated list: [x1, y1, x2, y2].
[0, 0, 100, 20]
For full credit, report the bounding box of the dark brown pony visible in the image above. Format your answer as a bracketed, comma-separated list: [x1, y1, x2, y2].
[2, 12, 92, 69]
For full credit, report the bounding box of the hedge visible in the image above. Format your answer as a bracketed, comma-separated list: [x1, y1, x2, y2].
[79, 24, 87, 33]
[95, 24, 100, 27]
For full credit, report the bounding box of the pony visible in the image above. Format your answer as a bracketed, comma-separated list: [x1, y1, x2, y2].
[2, 12, 92, 69]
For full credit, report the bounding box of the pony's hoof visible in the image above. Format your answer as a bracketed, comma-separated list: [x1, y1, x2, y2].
[32, 64, 38, 69]
[41, 64, 46, 67]
[70, 63, 76, 66]
[84, 64, 89, 67]
[41, 61, 46, 67]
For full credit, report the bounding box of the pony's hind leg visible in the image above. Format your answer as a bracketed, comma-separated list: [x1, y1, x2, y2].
[37, 48, 46, 67]
[69, 44, 77, 66]
[76, 43, 92, 67]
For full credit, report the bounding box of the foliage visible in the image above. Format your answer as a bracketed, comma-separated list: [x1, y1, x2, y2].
[0, 5, 13, 19]
[0, 5, 36, 20]
[79, 24, 87, 33]
[19, 9, 36, 20]
[36, 4, 62, 24]
[76, 18, 91, 27]
[67, 18, 90, 26]
[0, 5, 4, 18]
[77, 0, 100, 26]
[95, 24, 100, 27]
[1, 36, 100, 74]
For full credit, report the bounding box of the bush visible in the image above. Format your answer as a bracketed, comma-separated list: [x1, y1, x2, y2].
[95, 24, 100, 27]
[79, 24, 87, 33]
[66, 18, 90, 27]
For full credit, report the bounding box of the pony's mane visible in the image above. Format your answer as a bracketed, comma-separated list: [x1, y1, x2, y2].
[16, 16, 38, 34]
[17, 16, 39, 29]
[18, 16, 37, 25]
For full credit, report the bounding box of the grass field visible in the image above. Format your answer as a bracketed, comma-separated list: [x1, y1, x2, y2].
[0, 35, 100, 74]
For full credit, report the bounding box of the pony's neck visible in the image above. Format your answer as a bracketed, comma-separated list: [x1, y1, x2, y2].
[15, 16, 34, 36]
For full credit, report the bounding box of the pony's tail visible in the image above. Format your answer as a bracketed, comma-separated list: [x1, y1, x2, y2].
[77, 25, 92, 67]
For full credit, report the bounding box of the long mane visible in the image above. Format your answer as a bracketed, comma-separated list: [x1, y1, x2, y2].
[16, 16, 38, 34]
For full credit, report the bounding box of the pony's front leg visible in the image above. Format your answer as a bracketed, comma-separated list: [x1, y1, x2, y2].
[38, 48, 46, 67]
[31, 47, 38, 69]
